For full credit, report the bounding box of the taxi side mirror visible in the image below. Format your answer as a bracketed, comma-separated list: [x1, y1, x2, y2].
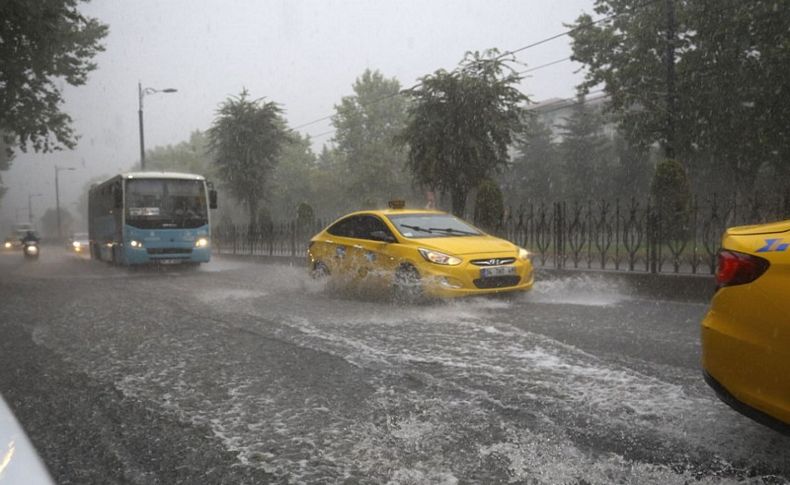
[370, 230, 395, 243]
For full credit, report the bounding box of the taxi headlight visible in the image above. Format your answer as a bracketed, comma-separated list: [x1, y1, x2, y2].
[130, 240, 143, 248]
[418, 248, 462, 266]
[73, 241, 81, 248]
[195, 237, 209, 248]
[4, 242, 11, 249]
[518, 247, 531, 260]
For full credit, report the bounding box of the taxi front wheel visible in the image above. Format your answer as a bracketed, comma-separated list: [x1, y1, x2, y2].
[311, 261, 330, 279]
[393, 264, 422, 303]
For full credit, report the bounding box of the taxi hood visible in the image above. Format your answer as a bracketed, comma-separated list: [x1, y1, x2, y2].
[416, 235, 517, 256]
[726, 219, 790, 236]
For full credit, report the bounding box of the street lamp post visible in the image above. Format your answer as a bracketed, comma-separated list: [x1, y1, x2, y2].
[55, 165, 76, 240]
[28, 193, 43, 223]
[138, 82, 178, 170]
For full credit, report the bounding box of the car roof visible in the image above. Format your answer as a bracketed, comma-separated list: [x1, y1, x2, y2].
[343, 209, 448, 218]
[121, 171, 205, 181]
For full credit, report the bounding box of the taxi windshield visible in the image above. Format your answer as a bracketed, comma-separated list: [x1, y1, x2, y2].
[387, 213, 481, 238]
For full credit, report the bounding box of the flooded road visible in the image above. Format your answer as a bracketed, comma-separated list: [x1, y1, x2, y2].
[1, 248, 788, 483]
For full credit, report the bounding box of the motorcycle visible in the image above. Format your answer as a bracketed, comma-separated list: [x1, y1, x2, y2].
[23, 241, 39, 260]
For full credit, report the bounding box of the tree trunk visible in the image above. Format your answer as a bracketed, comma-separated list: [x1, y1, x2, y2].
[450, 188, 467, 217]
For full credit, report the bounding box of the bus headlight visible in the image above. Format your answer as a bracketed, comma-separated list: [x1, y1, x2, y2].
[195, 237, 209, 248]
[129, 240, 143, 248]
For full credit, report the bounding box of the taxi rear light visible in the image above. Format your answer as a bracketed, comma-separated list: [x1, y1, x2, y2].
[716, 250, 769, 289]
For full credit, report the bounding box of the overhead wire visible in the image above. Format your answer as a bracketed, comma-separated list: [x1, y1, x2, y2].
[295, 0, 665, 139]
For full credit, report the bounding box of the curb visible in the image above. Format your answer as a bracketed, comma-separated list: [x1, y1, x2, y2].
[537, 267, 714, 302]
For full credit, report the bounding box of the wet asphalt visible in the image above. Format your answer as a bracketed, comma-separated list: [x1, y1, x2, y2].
[0, 246, 789, 484]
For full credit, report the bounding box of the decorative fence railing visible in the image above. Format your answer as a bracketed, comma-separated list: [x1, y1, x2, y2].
[213, 195, 790, 275]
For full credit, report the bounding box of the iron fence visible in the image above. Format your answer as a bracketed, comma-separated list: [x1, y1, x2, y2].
[213, 194, 790, 275]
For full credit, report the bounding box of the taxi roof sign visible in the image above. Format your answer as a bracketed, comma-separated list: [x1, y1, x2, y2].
[388, 200, 406, 209]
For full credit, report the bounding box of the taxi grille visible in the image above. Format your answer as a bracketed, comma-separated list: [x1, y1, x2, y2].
[146, 247, 193, 255]
[473, 275, 521, 289]
[471, 258, 516, 266]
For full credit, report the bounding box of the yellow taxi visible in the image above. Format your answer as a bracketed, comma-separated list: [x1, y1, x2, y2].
[307, 202, 534, 299]
[702, 219, 790, 434]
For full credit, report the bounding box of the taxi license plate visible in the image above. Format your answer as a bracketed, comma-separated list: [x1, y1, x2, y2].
[480, 266, 516, 278]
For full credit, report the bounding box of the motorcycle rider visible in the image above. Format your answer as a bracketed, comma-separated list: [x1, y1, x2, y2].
[20, 230, 40, 246]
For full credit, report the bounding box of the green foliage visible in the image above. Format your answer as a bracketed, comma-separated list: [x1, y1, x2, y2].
[0, 0, 108, 157]
[400, 50, 528, 216]
[208, 89, 290, 231]
[332, 69, 410, 208]
[307, 145, 348, 218]
[473, 179, 504, 231]
[269, 132, 316, 217]
[142, 131, 215, 177]
[506, 116, 560, 204]
[568, 0, 790, 199]
[650, 159, 691, 241]
[559, 95, 611, 200]
[296, 202, 314, 226]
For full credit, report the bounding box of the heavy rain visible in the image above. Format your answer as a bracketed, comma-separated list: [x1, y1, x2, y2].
[1, 1, 789, 484]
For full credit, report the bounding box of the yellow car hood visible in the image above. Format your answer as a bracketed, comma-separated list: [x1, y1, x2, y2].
[727, 219, 790, 236]
[416, 235, 517, 256]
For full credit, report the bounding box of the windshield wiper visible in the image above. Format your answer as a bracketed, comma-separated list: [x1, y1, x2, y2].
[427, 227, 478, 235]
[400, 224, 434, 234]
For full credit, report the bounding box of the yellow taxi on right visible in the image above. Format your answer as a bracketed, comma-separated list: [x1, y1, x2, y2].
[702, 219, 790, 434]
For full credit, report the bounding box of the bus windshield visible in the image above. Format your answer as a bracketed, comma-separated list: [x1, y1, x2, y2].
[125, 179, 207, 229]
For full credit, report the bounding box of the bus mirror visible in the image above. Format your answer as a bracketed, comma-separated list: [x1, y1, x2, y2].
[209, 189, 218, 209]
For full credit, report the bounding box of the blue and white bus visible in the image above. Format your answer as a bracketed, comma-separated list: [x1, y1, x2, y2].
[88, 172, 217, 265]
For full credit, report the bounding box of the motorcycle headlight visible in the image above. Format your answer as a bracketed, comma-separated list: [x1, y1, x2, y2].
[27, 245, 38, 254]
[3, 242, 10, 249]
[418, 248, 462, 266]
[195, 237, 209, 248]
[518, 248, 531, 260]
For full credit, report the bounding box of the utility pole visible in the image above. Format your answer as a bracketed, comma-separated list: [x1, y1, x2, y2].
[138, 82, 178, 171]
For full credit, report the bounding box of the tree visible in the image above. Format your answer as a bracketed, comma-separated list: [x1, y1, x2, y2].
[0, 0, 108, 157]
[611, 130, 654, 200]
[558, 95, 610, 200]
[400, 50, 528, 216]
[473, 179, 504, 232]
[269, 132, 316, 217]
[141, 130, 215, 178]
[568, 0, 689, 161]
[568, 0, 790, 200]
[651, 159, 691, 242]
[308, 145, 348, 218]
[208, 90, 289, 232]
[505, 116, 560, 204]
[332, 69, 411, 208]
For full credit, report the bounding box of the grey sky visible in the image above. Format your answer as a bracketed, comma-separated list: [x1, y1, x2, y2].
[1, 0, 594, 228]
